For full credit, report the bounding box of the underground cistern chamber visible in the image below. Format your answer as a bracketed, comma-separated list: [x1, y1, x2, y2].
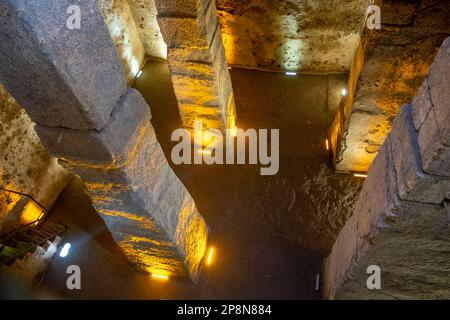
[0, 0, 449, 308]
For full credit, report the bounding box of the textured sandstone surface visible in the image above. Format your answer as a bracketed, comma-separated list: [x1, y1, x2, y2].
[40, 63, 363, 299]
[56, 89, 209, 280]
[0, 84, 71, 233]
[419, 37, 450, 177]
[156, 0, 236, 133]
[324, 126, 449, 299]
[334, 0, 450, 172]
[0, 1, 208, 280]
[326, 132, 449, 299]
[336, 200, 449, 299]
[389, 106, 449, 205]
[0, 0, 127, 130]
[97, 0, 146, 83]
[128, 0, 167, 60]
[324, 40, 450, 298]
[216, 0, 370, 72]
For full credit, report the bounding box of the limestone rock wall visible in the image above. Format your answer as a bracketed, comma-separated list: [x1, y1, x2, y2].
[97, 0, 146, 83]
[216, 0, 370, 73]
[155, 0, 237, 133]
[0, 0, 208, 280]
[333, 0, 450, 172]
[128, 0, 167, 60]
[0, 84, 71, 234]
[323, 37, 450, 299]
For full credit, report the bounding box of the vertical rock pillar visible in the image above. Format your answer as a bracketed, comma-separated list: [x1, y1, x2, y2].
[155, 0, 237, 134]
[0, 0, 208, 280]
[323, 38, 450, 299]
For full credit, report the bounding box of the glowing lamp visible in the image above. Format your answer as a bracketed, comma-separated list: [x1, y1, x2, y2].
[151, 274, 169, 281]
[59, 243, 71, 258]
[206, 247, 215, 266]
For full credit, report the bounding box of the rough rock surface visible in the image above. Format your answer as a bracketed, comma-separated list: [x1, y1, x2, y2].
[0, 84, 71, 234]
[324, 43, 450, 298]
[0, 0, 127, 130]
[334, 0, 450, 172]
[40, 63, 364, 299]
[300, 164, 364, 249]
[56, 89, 209, 280]
[389, 106, 449, 204]
[336, 202, 449, 299]
[419, 37, 450, 177]
[0, 1, 208, 280]
[128, 0, 167, 60]
[156, 0, 236, 133]
[216, 0, 370, 72]
[97, 0, 146, 83]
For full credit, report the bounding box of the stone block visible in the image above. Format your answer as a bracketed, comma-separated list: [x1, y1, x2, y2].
[389, 105, 449, 204]
[178, 103, 226, 131]
[59, 123, 166, 186]
[411, 78, 433, 131]
[352, 138, 399, 238]
[85, 165, 187, 236]
[61, 121, 209, 279]
[324, 130, 446, 298]
[168, 60, 216, 79]
[98, 207, 189, 277]
[172, 74, 222, 107]
[217, 60, 234, 106]
[333, 197, 446, 300]
[167, 29, 224, 63]
[157, 0, 217, 48]
[418, 106, 450, 177]
[98, 189, 208, 281]
[0, 0, 126, 130]
[154, 0, 211, 16]
[168, 39, 227, 77]
[392, 195, 445, 231]
[323, 139, 398, 299]
[97, 0, 146, 83]
[84, 183, 142, 214]
[35, 89, 151, 164]
[428, 37, 450, 143]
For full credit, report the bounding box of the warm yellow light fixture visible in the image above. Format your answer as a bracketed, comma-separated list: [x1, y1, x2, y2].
[354, 173, 368, 178]
[21, 201, 44, 225]
[199, 149, 212, 155]
[34, 211, 46, 227]
[230, 126, 237, 138]
[151, 274, 169, 281]
[325, 139, 330, 151]
[202, 130, 217, 146]
[206, 247, 215, 266]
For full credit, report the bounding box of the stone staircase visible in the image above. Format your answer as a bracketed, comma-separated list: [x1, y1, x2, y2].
[0, 212, 67, 284]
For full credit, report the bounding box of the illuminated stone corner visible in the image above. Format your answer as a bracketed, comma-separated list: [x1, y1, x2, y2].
[157, 0, 236, 137]
[50, 89, 209, 280]
[97, 0, 146, 83]
[0, 0, 127, 131]
[323, 54, 450, 297]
